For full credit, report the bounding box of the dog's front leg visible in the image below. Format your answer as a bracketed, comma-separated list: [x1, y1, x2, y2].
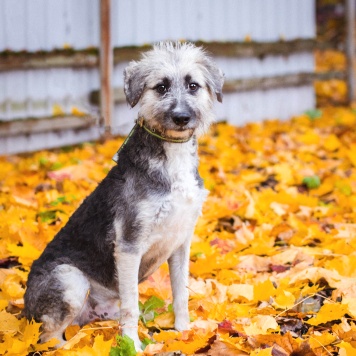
[168, 241, 191, 331]
[117, 252, 142, 351]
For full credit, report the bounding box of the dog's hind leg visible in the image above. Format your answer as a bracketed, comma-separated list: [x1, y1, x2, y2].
[25, 264, 90, 347]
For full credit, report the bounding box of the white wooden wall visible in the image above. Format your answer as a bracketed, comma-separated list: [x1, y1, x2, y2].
[0, 0, 314, 51]
[0, 0, 316, 154]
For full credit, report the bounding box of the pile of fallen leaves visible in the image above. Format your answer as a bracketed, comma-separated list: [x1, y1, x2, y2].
[1, 107, 356, 355]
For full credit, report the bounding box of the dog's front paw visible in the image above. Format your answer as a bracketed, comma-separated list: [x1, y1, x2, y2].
[174, 314, 190, 331]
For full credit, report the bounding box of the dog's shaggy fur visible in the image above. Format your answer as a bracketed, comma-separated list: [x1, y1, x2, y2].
[24, 42, 224, 350]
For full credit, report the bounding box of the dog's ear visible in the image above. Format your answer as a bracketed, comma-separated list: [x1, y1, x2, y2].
[124, 61, 147, 108]
[201, 57, 225, 103]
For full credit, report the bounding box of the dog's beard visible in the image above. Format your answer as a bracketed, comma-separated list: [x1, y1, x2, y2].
[146, 119, 195, 141]
[163, 128, 194, 140]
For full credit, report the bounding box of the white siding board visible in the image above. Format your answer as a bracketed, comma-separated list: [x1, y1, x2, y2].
[151, 0, 164, 43]
[3, 0, 26, 51]
[0, 68, 99, 120]
[112, 103, 138, 136]
[183, 0, 200, 41]
[210, 1, 226, 41]
[3, 127, 100, 155]
[263, 0, 277, 41]
[301, 0, 316, 39]
[214, 52, 314, 80]
[26, 0, 46, 51]
[0, 0, 315, 51]
[114, 0, 134, 46]
[225, 0, 239, 42]
[46, 1, 67, 50]
[275, 0, 288, 40]
[288, 0, 300, 40]
[0, 4, 5, 50]
[113, 62, 126, 87]
[249, 0, 262, 41]
[216, 86, 315, 125]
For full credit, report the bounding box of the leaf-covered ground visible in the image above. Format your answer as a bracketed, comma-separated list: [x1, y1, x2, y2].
[1, 107, 356, 355]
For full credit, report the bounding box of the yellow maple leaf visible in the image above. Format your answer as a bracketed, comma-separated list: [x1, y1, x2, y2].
[56, 334, 112, 356]
[1, 273, 26, 300]
[308, 332, 337, 349]
[244, 315, 279, 336]
[253, 280, 276, 302]
[90, 334, 113, 356]
[298, 130, 320, 145]
[342, 297, 356, 318]
[153, 330, 181, 343]
[308, 303, 349, 326]
[164, 331, 215, 354]
[273, 163, 295, 185]
[273, 290, 295, 309]
[0, 310, 21, 335]
[227, 284, 254, 302]
[346, 144, 356, 167]
[6, 242, 41, 267]
[250, 348, 273, 356]
[22, 319, 42, 346]
[0, 334, 14, 355]
[323, 134, 341, 151]
[0, 299, 8, 310]
[338, 341, 356, 356]
[147, 312, 174, 329]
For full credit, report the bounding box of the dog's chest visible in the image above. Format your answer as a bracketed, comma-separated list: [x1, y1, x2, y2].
[138, 144, 206, 279]
[155, 143, 203, 226]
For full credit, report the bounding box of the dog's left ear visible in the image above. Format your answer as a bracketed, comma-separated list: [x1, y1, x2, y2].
[201, 57, 225, 103]
[124, 61, 147, 108]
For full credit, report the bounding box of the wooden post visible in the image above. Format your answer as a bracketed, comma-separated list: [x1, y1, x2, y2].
[346, 0, 356, 103]
[100, 0, 113, 136]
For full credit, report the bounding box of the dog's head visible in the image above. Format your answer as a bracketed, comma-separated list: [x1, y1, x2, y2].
[124, 42, 224, 138]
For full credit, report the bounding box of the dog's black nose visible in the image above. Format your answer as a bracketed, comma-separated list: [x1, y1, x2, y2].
[173, 114, 190, 127]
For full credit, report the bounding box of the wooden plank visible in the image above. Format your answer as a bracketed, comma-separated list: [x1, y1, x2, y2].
[89, 71, 346, 105]
[100, 0, 113, 134]
[0, 50, 98, 71]
[346, 0, 356, 103]
[224, 71, 346, 93]
[0, 116, 96, 138]
[0, 39, 316, 72]
[89, 87, 127, 105]
[200, 39, 316, 58]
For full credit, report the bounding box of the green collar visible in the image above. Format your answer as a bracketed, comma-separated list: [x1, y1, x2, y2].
[112, 117, 193, 163]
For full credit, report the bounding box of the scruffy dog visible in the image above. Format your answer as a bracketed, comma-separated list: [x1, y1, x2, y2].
[24, 42, 224, 350]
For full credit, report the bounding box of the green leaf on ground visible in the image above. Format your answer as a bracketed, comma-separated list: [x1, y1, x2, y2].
[110, 335, 136, 356]
[305, 109, 322, 120]
[303, 175, 321, 189]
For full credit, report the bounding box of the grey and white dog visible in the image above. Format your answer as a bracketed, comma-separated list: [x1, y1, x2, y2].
[24, 42, 224, 351]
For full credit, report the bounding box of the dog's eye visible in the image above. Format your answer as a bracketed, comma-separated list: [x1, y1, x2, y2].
[189, 83, 199, 92]
[156, 85, 167, 94]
